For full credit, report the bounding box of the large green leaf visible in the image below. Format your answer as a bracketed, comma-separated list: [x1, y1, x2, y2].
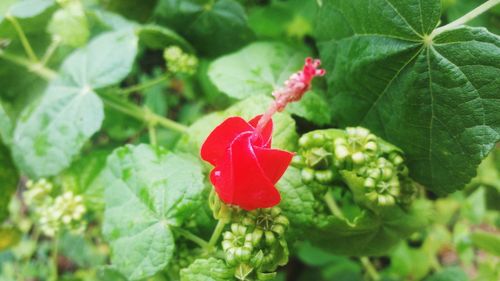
[12, 30, 138, 178]
[317, 0, 500, 195]
[138, 24, 193, 52]
[102, 144, 205, 280]
[209, 42, 331, 125]
[12, 83, 103, 178]
[58, 30, 138, 89]
[180, 258, 233, 281]
[0, 103, 12, 144]
[0, 0, 56, 37]
[1, 0, 54, 21]
[277, 167, 317, 232]
[154, 0, 254, 56]
[309, 200, 430, 256]
[0, 142, 17, 223]
[209, 42, 305, 100]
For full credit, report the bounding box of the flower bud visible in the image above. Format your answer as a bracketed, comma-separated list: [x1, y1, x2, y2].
[163, 46, 198, 75]
[301, 168, 315, 183]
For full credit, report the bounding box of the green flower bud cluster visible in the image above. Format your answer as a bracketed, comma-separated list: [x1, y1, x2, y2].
[221, 207, 289, 280]
[296, 127, 418, 208]
[294, 131, 339, 200]
[38, 191, 86, 236]
[360, 157, 402, 206]
[333, 127, 378, 169]
[23, 179, 86, 237]
[24, 179, 53, 205]
[163, 46, 198, 75]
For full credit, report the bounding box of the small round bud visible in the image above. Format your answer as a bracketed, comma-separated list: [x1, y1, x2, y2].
[301, 168, 315, 183]
[334, 146, 349, 160]
[314, 170, 333, 183]
[311, 133, 325, 145]
[364, 178, 376, 189]
[364, 141, 378, 152]
[351, 152, 365, 164]
[264, 231, 276, 246]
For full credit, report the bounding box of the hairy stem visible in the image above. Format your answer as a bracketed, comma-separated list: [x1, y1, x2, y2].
[99, 92, 188, 133]
[324, 191, 345, 220]
[41, 38, 61, 66]
[148, 122, 158, 146]
[50, 234, 59, 281]
[121, 75, 169, 95]
[208, 220, 227, 250]
[0, 50, 57, 80]
[431, 0, 500, 37]
[6, 15, 39, 62]
[254, 102, 277, 137]
[173, 227, 209, 248]
[360, 257, 380, 281]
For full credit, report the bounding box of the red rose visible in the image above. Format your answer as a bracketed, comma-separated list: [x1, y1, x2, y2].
[201, 115, 293, 210]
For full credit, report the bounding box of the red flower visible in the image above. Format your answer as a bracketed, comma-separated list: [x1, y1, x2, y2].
[201, 115, 293, 210]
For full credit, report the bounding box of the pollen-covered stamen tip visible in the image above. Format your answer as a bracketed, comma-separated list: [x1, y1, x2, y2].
[255, 57, 325, 136]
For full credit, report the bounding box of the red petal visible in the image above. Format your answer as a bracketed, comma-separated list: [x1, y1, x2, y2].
[253, 147, 293, 184]
[201, 117, 253, 166]
[248, 115, 273, 148]
[212, 132, 280, 210]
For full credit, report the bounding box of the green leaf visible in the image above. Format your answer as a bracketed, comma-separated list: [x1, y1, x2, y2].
[425, 267, 469, 281]
[208, 42, 305, 100]
[309, 200, 431, 256]
[287, 91, 331, 125]
[180, 258, 233, 281]
[277, 167, 317, 231]
[0, 142, 17, 223]
[101, 0, 157, 23]
[177, 95, 298, 154]
[12, 30, 139, 177]
[0, 103, 12, 145]
[470, 231, 500, 256]
[59, 30, 138, 89]
[2, 0, 54, 20]
[12, 83, 103, 178]
[60, 149, 112, 210]
[317, 0, 500, 195]
[103, 144, 205, 280]
[208, 42, 329, 124]
[47, 1, 89, 47]
[154, 0, 254, 56]
[385, 242, 431, 280]
[138, 24, 193, 52]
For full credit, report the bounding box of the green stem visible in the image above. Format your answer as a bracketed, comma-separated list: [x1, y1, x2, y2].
[172, 227, 209, 248]
[0, 50, 57, 80]
[121, 75, 169, 95]
[6, 15, 39, 62]
[50, 234, 59, 281]
[324, 191, 345, 220]
[431, 0, 500, 37]
[41, 38, 61, 66]
[360, 257, 380, 281]
[208, 220, 227, 250]
[99, 92, 188, 133]
[148, 122, 158, 146]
